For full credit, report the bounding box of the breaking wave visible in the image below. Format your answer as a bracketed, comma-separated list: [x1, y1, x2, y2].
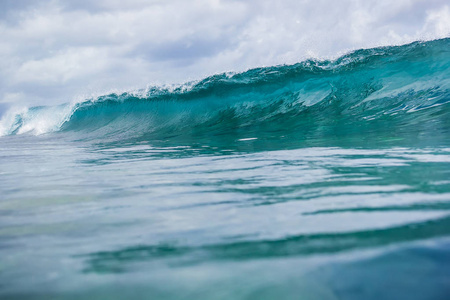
[1, 38, 449, 147]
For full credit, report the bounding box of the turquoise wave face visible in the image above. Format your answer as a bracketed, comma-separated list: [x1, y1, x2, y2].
[2, 38, 450, 150]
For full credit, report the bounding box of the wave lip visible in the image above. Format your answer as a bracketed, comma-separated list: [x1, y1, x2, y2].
[1, 38, 449, 144]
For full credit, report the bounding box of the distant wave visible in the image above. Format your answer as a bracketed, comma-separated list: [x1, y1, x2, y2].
[1, 38, 449, 146]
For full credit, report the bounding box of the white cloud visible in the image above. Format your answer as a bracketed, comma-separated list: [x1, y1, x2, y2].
[13, 47, 110, 84]
[422, 5, 450, 37]
[0, 0, 449, 109]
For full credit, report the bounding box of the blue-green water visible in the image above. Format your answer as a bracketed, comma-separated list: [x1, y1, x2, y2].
[1, 39, 450, 299]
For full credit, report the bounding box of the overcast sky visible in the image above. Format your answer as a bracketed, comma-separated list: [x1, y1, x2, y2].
[0, 0, 449, 111]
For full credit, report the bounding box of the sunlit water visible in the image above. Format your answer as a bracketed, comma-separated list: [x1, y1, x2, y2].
[1, 39, 450, 299]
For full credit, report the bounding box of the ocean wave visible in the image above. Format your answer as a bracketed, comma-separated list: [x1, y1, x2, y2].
[1, 38, 449, 145]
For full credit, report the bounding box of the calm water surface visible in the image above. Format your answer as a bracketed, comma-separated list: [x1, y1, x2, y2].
[1, 134, 450, 299]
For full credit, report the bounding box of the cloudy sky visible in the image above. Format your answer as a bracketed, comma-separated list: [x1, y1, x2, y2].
[0, 0, 449, 112]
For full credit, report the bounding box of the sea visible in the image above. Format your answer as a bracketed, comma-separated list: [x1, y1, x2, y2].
[1, 38, 450, 300]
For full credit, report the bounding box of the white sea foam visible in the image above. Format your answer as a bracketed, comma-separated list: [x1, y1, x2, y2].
[0, 103, 76, 136]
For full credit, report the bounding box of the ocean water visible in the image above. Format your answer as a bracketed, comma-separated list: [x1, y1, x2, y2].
[1, 38, 450, 299]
